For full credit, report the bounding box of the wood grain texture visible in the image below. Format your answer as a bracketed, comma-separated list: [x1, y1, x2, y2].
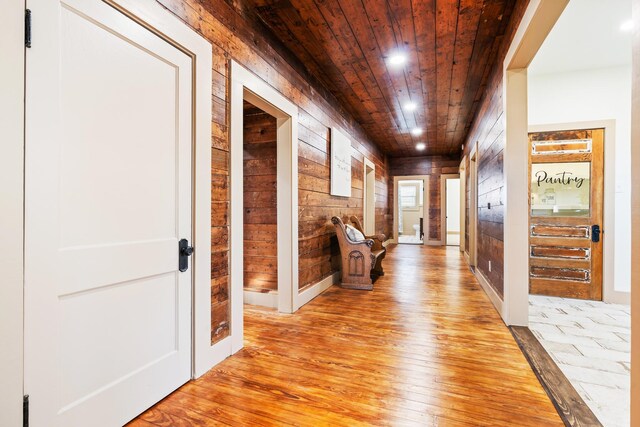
[244, 102, 278, 292]
[244, 0, 517, 157]
[389, 155, 460, 241]
[461, 0, 530, 298]
[510, 326, 602, 427]
[156, 0, 392, 343]
[528, 128, 604, 301]
[331, 216, 384, 290]
[130, 245, 562, 426]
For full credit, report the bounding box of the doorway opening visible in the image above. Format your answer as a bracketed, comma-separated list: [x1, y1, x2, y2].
[396, 179, 425, 245]
[502, 0, 632, 425]
[242, 101, 279, 308]
[229, 61, 300, 354]
[443, 175, 461, 246]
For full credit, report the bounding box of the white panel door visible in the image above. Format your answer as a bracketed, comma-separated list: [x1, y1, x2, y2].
[25, 1, 193, 425]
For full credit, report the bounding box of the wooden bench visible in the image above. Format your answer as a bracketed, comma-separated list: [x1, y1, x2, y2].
[332, 216, 386, 290]
[349, 216, 386, 277]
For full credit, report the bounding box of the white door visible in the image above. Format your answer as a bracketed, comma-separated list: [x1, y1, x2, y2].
[25, 1, 193, 425]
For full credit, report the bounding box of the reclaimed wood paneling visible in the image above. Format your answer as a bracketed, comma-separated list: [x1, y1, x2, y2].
[157, 0, 392, 343]
[243, 102, 278, 292]
[461, 0, 530, 298]
[244, 0, 517, 157]
[389, 156, 460, 241]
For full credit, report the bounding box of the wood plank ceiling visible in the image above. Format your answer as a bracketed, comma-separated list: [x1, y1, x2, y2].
[243, 0, 516, 157]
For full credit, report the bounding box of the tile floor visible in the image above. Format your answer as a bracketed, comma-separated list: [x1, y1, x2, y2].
[529, 295, 631, 427]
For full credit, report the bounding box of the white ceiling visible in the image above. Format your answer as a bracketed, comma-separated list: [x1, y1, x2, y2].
[529, 0, 632, 75]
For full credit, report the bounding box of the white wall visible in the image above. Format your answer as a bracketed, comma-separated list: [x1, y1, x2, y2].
[401, 210, 422, 235]
[446, 179, 461, 233]
[528, 65, 632, 294]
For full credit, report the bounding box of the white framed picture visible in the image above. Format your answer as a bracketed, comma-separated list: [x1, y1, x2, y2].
[330, 127, 352, 197]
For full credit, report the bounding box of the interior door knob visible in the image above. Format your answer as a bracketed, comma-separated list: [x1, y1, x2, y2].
[179, 239, 194, 272]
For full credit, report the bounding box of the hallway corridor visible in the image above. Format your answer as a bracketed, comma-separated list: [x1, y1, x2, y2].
[130, 245, 561, 426]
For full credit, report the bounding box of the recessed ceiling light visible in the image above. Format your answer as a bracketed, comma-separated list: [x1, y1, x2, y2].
[388, 52, 408, 66]
[404, 101, 417, 111]
[416, 143, 426, 151]
[620, 20, 634, 32]
[411, 127, 423, 136]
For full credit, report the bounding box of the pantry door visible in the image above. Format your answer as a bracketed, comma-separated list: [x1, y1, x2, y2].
[25, 0, 194, 425]
[528, 129, 604, 300]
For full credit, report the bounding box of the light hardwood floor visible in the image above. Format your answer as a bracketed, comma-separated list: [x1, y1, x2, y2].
[129, 245, 562, 426]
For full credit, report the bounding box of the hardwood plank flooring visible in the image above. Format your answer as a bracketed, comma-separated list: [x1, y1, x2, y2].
[510, 326, 602, 427]
[129, 245, 562, 426]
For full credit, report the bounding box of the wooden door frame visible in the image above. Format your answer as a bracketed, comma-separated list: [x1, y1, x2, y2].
[0, 1, 25, 424]
[440, 174, 461, 246]
[393, 175, 429, 245]
[529, 120, 625, 304]
[363, 158, 376, 235]
[459, 158, 466, 253]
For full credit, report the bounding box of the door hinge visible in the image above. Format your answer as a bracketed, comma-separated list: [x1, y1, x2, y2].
[23, 395, 29, 427]
[25, 9, 32, 48]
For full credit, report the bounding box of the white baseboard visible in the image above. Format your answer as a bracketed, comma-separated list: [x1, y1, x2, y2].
[604, 289, 631, 305]
[296, 271, 339, 308]
[244, 290, 278, 308]
[383, 239, 396, 246]
[424, 239, 442, 246]
[474, 269, 505, 319]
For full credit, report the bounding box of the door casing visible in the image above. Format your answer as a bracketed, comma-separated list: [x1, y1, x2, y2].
[229, 60, 300, 351]
[363, 158, 376, 236]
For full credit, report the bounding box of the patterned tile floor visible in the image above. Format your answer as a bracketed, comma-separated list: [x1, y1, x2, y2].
[529, 295, 631, 427]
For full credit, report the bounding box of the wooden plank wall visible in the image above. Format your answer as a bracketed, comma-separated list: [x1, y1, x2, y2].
[460, 0, 530, 297]
[243, 102, 278, 292]
[157, 0, 391, 344]
[389, 156, 460, 242]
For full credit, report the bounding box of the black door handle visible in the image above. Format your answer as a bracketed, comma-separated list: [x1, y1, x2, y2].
[179, 238, 194, 272]
[591, 225, 600, 243]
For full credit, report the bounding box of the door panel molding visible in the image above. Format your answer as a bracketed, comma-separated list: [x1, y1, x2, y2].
[528, 128, 604, 301]
[24, 0, 214, 424]
[106, 0, 215, 379]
